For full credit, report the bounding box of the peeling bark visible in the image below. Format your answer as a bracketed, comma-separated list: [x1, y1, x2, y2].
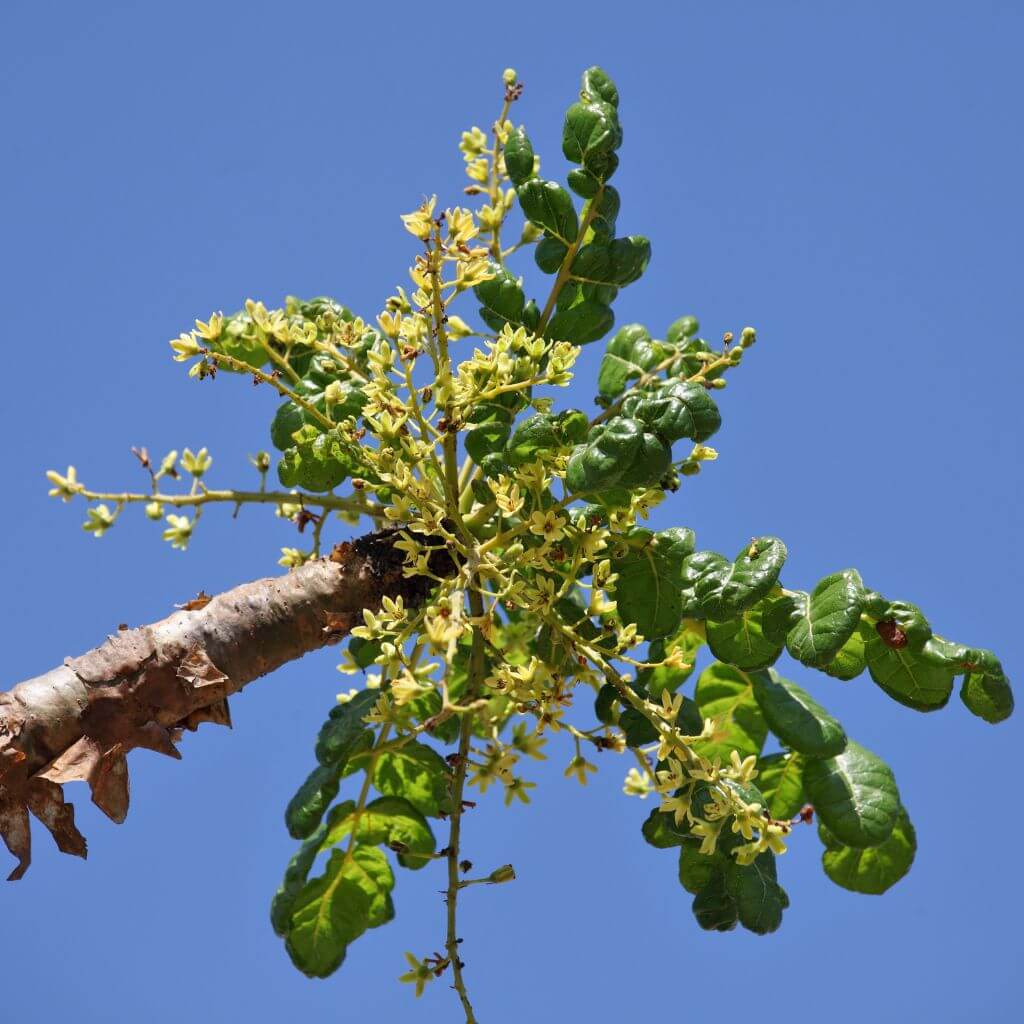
[0, 528, 454, 880]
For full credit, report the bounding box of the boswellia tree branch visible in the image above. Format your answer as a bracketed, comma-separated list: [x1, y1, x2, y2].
[16, 64, 1014, 1020]
[0, 529, 453, 880]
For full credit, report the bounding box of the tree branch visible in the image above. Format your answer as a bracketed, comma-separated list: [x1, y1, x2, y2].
[0, 528, 454, 881]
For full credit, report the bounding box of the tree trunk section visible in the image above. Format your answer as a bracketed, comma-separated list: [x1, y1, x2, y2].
[0, 529, 452, 879]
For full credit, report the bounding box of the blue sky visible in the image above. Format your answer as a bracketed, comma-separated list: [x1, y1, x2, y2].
[1, 2, 1021, 1021]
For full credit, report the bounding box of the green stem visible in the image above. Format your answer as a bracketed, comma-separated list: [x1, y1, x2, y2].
[207, 351, 335, 432]
[77, 486, 383, 520]
[444, 583, 486, 1024]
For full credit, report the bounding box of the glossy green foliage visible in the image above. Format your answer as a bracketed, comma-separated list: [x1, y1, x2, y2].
[534, 236, 568, 273]
[819, 807, 916, 894]
[286, 846, 395, 977]
[693, 663, 768, 761]
[785, 570, 866, 667]
[751, 669, 847, 758]
[611, 528, 695, 640]
[680, 537, 788, 620]
[517, 180, 579, 245]
[270, 824, 327, 936]
[271, 377, 365, 453]
[678, 840, 719, 895]
[474, 267, 537, 333]
[803, 742, 901, 849]
[725, 852, 789, 934]
[506, 409, 587, 466]
[641, 806, 691, 849]
[316, 690, 378, 766]
[322, 796, 436, 870]
[865, 631, 955, 711]
[597, 324, 665, 398]
[285, 764, 343, 840]
[706, 599, 784, 671]
[503, 126, 535, 186]
[546, 296, 615, 345]
[622, 380, 722, 443]
[637, 626, 703, 698]
[960, 668, 1014, 723]
[565, 416, 668, 493]
[570, 235, 651, 291]
[370, 740, 452, 818]
[756, 751, 806, 820]
[278, 425, 355, 492]
[676, 831, 788, 934]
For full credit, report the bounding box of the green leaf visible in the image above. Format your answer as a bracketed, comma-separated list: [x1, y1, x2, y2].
[621, 380, 722, 443]
[819, 805, 916, 894]
[761, 591, 806, 645]
[517, 179, 579, 244]
[803, 741, 901, 848]
[706, 599, 784, 671]
[619, 706, 658, 747]
[316, 690, 379, 766]
[681, 537, 788, 620]
[865, 630, 956, 711]
[691, 873, 738, 932]
[637, 625, 704, 699]
[611, 527, 695, 640]
[693, 663, 768, 762]
[322, 796, 436, 870]
[371, 741, 451, 818]
[285, 764, 343, 840]
[503, 126, 535, 186]
[566, 416, 667, 493]
[465, 420, 511, 464]
[823, 625, 868, 681]
[756, 751, 806, 820]
[960, 669, 1014, 724]
[534, 236, 568, 274]
[506, 410, 586, 466]
[752, 669, 847, 758]
[785, 570, 866, 668]
[678, 840, 721, 895]
[642, 807, 690, 849]
[594, 682, 620, 725]
[562, 100, 621, 168]
[571, 236, 651, 288]
[546, 297, 614, 345]
[277, 425, 355, 492]
[666, 315, 699, 343]
[567, 167, 601, 198]
[271, 822, 328, 937]
[877, 599, 932, 649]
[725, 852, 789, 934]
[591, 176, 621, 222]
[581, 65, 619, 108]
[597, 324, 665, 398]
[474, 267, 526, 332]
[285, 846, 395, 978]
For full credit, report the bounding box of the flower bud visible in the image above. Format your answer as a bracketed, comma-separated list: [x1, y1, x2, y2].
[487, 864, 516, 884]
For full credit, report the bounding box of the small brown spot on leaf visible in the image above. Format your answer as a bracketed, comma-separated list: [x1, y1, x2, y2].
[876, 619, 908, 649]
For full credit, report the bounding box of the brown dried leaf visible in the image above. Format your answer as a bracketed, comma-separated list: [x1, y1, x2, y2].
[25, 778, 87, 860]
[0, 793, 31, 881]
[131, 722, 181, 760]
[39, 736, 102, 786]
[91, 748, 130, 824]
[177, 591, 212, 611]
[177, 647, 229, 693]
[181, 698, 232, 732]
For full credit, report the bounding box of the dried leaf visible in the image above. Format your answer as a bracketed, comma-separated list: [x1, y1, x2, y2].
[177, 591, 212, 611]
